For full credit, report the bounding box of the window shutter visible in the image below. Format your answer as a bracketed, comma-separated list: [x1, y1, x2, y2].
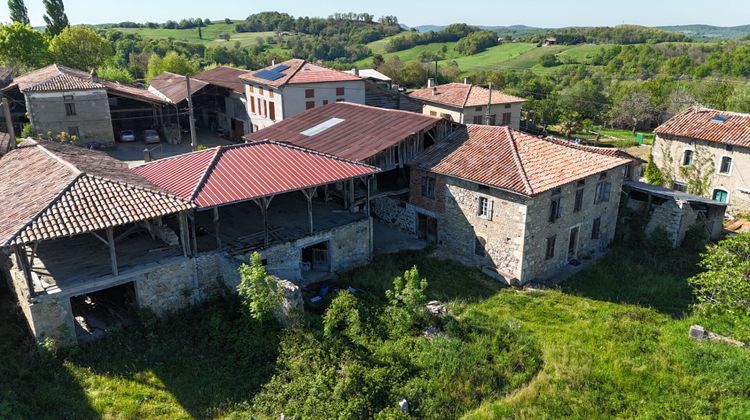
[476, 197, 482, 216]
[488, 199, 494, 220]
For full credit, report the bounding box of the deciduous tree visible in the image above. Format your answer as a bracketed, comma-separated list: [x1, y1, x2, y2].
[0, 23, 50, 72]
[50, 26, 112, 70]
[42, 0, 69, 37]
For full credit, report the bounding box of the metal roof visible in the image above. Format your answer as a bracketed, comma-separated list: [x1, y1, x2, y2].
[654, 106, 750, 149]
[244, 102, 443, 162]
[132, 141, 379, 209]
[193, 66, 252, 94]
[148, 72, 209, 104]
[624, 180, 728, 206]
[344, 69, 392, 82]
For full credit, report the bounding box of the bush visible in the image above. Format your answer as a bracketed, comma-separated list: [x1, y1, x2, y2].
[647, 227, 673, 254]
[681, 225, 707, 252]
[383, 266, 428, 336]
[689, 233, 750, 319]
[237, 252, 281, 321]
[323, 290, 362, 340]
[540, 53, 560, 67]
[20, 123, 35, 138]
[645, 156, 666, 185]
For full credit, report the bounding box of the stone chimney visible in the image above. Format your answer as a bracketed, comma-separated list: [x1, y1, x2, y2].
[432, 86, 437, 96]
[352, 68, 359, 76]
[90, 68, 99, 83]
[427, 78, 435, 88]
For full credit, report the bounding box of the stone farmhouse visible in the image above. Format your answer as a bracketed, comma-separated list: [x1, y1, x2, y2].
[409, 81, 526, 129]
[0, 138, 377, 344]
[653, 106, 750, 213]
[2, 64, 169, 146]
[240, 59, 366, 132]
[405, 125, 633, 284]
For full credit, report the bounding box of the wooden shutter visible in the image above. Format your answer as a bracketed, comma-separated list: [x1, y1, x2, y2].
[269, 102, 276, 120]
[488, 199, 494, 220]
[250, 97, 255, 113]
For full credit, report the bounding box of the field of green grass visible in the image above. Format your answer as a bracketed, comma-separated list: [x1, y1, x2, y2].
[114, 22, 274, 47]
[2, 241, 749, 417]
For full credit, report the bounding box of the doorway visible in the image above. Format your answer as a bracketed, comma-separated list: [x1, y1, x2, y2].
[301, 241, 330, 273]
[231, 118, 245, 141]
[568, 226, 579, 261]
[70, 282, 138, 343]
[417, 213, 438, 244]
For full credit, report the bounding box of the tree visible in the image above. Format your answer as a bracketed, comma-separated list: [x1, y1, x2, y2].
[237, 252, 281, 321]
[609, 86, 658, 134]
[42, 0, 69, 37]
[689, 233, 750, 319]
[50, 26, 112, 71]
[146, 51, 198, 81]
[644, 155, 665, 186]
[97, 65, 133, 83]
[383, 266, 428, 336]
[8, 0, 29, 24]
[0, 23, 50, 72]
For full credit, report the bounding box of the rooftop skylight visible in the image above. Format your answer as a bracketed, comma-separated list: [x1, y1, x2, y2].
[301, 118, 345, 136]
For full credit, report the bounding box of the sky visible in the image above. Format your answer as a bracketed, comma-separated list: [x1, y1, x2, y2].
[2, 0, 750, 28]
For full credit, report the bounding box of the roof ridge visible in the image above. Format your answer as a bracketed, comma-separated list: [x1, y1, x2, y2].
[505, 127, 534, 195]
[462, 84, 473, 108]
[282, 59, 308, 86]
[190, 146, 224, 201]
[333, 101, 438, 118]
[33, 141, 83, 176]
[86, 173, 194, 205]
[263, 139, 380, 171]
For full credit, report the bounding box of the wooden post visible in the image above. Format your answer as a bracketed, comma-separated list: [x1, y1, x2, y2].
[301, 188, 315, 235]
[213, 207, 222, 250]
[254, 196, 274, 248]
[13, 245, 35, 299]
[349, 179, 355, 211]
[365, 176, 371, 216]
[106, 228, 118, 276]
[189, 213, 198, 256]
[178, 212, 189, 257]
[2, 97, 15, 149]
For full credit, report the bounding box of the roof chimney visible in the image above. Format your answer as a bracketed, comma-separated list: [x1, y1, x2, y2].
[352, 68, 359, 76]
[432, 86, 437, 96]
[90, 68, 99, 83]
[271, 59, 276, 66]
[427, 78, 435, 88]
[464, 77, 470, 85]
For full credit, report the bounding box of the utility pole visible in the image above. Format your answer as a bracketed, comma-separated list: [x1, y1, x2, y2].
[2, 96, 16, 149]
[185, 75, 198, 151]
[485, 82, 493, 126]
[434, 58, 439, 84]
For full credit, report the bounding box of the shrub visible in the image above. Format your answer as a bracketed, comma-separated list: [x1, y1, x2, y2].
[682, 225, 707, 252]
[647, 227, 673, 254]
[323, 290, 362, 340]
[645, 155, 665, 185]
[383, 266, 428, 336]
[689, 233, 750, 319]
[20, 123, 36, 138]
[237, 252, 281, 321]
[540, 53, 560, 67]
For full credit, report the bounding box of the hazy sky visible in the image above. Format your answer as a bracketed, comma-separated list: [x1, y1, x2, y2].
[2, 0, 749, 28]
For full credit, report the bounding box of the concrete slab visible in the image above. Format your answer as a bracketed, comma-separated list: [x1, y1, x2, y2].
[373, 220, 427, 255]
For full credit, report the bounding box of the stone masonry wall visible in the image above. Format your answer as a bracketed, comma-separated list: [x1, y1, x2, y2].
[522, 167, 626, 282]
[408, 168, 446, 213]
[27, 90, 115, 145]
[372, 196, 417, 234]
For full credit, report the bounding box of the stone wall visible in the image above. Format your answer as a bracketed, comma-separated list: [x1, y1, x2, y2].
[372, 196, 417, 234]
[26, 90, 115, 145]
[522, 168, 626, 282]
[409, 168, 446, 213]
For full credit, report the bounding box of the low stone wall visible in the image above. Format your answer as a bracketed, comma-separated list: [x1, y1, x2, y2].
[372, 196, 417, 234]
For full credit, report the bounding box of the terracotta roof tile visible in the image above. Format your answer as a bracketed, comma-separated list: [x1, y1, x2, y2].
[654, 106, 750, 149]
[0, 140, 193, 247]
[409, 83, 526, 108]
[239, 59, 362, 88]
[411, 125, 629, 196]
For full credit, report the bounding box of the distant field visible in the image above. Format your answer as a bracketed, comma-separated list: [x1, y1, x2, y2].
[113, 22, 274, 47]
[354, 41, 461, 67]
[450, 42, 537, 72]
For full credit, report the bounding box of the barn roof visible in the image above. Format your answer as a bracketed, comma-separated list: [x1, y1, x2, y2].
[132, 141, 379, 209]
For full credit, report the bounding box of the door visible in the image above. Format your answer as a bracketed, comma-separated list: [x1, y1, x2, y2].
[417, 213, 438, 244]
[568, 226, 579, 261]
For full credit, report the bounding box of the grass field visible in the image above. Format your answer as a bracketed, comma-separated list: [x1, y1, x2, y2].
[114, 22, 274, 48]
[2, 242, 749, 417]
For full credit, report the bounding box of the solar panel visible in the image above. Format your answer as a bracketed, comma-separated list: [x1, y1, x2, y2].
[712, 114, 729, 123]
[253, 69, 286, 81]
[272, 65, 290, 72]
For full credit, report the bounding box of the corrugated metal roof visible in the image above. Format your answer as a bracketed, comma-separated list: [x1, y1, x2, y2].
[244, 102, 442, 162]
[344, 69, 392, 82]
[625, 180, 727, 206]
[0, 140, 194, 247]
[654, 106, 750, 149]
[410, 83, 526, 108]
[133, 141, 379, 209]
[148, 72, 209, 104]
[193, 66, 252, 94]
[412, 125, 630, 196]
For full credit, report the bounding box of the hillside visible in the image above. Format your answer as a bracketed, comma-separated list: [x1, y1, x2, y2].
[104, 21, 274, 47]
[657, 24, 750, 39]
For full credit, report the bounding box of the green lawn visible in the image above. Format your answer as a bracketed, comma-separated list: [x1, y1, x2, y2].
[113, 22, 274, 48]
[2, 243, 749, 418]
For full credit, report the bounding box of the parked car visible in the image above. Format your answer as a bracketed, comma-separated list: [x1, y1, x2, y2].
[143, 129, 160, 144]
[119, 130, 136, 142]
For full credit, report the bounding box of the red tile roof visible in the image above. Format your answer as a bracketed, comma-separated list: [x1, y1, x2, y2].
[411, 125, 630, 196]
[239, 59, 362, 88]
[244, 102, 443, 162]
[409, 83, 526, 108]
[193, 66, 252, 93]
[133, 141, 379, 209]
[654, 106, 750, 149]
[0, 140, 194, 247]
[148, 72, 209, 104]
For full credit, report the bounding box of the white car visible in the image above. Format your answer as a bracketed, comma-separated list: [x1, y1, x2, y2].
[119, 130, 136, 142]
[143, 129, 160, 144]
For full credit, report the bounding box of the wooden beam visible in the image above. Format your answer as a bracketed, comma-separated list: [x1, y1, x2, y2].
[106, 227, 118, 276]
[13, 245, 35, 299]
[213, 207, 222, 250]
[301, 188, 316, 235]
[114, 224, 140, 242]
[90, 231, 109, 246]
[365, 176, 372, 216]
[28, 242, 38, 268]
[189, 213, 198, 257]
[178, 212, 189, 257]
[253, 196, 274, 248]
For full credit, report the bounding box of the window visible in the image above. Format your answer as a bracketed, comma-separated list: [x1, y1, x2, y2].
[719, 156, 733, 175]
[672, 181, 687, 192]
[63, 95, 76, 116]
[322, 100, 329, 105]
[487, 115, 496, 125]
[477, 196, 493, 220]
[624, 164, 632, 179]
[591, 217, 601, 239]
[577, 179, 586, 187]
[594, 181, 611, 204]
[545, 235, 556, 260]
[475, 106, 483, 111]
[599, 171, 608, 180]
[574, 188, 584, 212]
[502, 112, 511, 125]
[269, 102, 276, 120]
[682, 149, 694, 166]
[336, 87, 345, 96]
[248, 85, 254, 93]
[306, 101, 315, 110]
[268, 89, 274, 98]
[421, 176, 436, 199]
[549, 197, 562, 222]
[474, 236, 486, 257]
[258, 86, 263, 95]
[336, 98, 345, 102]
[473, 115, 484, 124]
[263, 100, 268, 117]
[257, 98, 262, 115]
[713, 189, 728, 203]
[505, 103, 511, 109]
[429, 111, 437, 116]
[305, 89, 315, 98]
[250, 97, 256, 113]
[68, 126, 79, 139]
